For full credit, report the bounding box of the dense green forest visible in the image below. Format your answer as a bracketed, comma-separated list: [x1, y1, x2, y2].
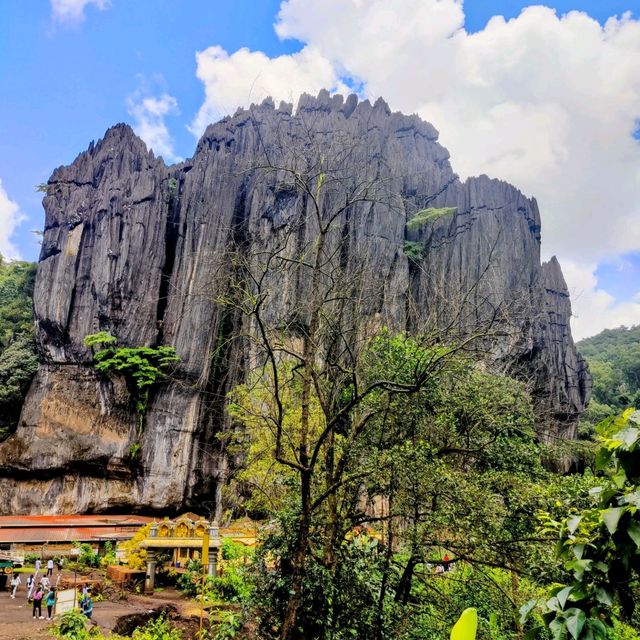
[577, 325, 640, 427]
[0, 256, 37, 439]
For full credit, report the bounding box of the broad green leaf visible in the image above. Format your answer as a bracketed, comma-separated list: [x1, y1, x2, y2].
[556, 586, 572, 610]
[628, 520, 640, 547]
[568, 559, 592, 580]
[572, 544, 585, 560]
[567, 516, 582, 534]
[616, 427, 639, 448]
[595, 587, 613, 606]
[546, 597, 561, 612]
[450, 608, 478, 640]
[595, 448, 612, 471]
[549, 618, 568, 640]
[602, 507, 625, 534]
[622, 490, 640, 507]
[593, 561, 609, 574]
[586, 619, 608, 640]
[565, 608, 586, 639]
[519, 599, 538, 624]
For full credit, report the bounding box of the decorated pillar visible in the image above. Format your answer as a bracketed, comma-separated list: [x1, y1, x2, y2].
[207, 521, 220, 577]
[144, 551, 157, 594]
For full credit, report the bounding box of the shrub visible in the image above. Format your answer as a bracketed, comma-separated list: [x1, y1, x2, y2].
[131, 614, 182, 640]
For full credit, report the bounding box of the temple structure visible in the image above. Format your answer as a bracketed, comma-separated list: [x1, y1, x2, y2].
[140, 514, 221, 593]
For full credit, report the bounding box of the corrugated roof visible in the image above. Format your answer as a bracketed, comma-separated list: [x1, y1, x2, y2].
[0, 526, 146, 543]
[0, 515, 153, 543]
[0, 515, 153, 528]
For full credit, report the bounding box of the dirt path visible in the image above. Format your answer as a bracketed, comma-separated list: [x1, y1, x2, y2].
[0, 591, 53, 640]
[0, 586, 198, 639]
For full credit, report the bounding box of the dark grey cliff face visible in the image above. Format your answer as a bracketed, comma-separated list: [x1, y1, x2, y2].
[0, 91, 590, 514]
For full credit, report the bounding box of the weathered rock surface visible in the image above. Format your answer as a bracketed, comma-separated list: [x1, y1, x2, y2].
[0, 91, 590, 514]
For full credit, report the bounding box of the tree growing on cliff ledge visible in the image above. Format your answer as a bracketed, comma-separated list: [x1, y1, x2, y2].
[83, 332, 180, 436]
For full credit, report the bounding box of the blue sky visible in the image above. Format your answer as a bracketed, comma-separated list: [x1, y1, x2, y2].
[0, 0, 638, 337]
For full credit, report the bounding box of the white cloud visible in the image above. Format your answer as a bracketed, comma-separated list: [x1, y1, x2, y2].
[562, 261, 640, 340]
[190, 0, 640, 337]
[127, 92, 181, 163]
[189, 45, 349, 136]
[51, 0, 110, 24]
[0, 180, 24, 260]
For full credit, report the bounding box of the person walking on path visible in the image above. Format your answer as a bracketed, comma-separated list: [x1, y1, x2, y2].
[34, 558, 41, 573]
[32, 585, 44, 619]
[82, 594, 93, 619]
[46, 558, 54, 576]
[45, 587, 56, 620]
[10, 574, 21, 598]
[26, 574, 34, 600]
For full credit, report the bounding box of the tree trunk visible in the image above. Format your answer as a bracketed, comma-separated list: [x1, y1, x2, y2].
[281, 470, 312, 640]
[394, 555, 418, 606]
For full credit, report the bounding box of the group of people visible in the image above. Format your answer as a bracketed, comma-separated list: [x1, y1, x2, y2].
[10, 573, 57, 620]
[7, 556, 94, 622]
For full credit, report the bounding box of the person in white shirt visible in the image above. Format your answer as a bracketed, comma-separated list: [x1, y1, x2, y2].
[26, 574, 35, 600]
[46, 559, 54, 576]
[35, 558, 41, 572]
[10, 574, 21, 598]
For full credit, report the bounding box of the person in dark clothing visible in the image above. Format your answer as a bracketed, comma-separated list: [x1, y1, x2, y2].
[32, 585, 44, 619]
[82, 595, 93, 619]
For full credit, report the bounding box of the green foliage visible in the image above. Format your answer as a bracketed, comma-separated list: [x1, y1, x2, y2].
[577, 325, 640, 414]
[167, 178, 178, 204]
[128, 442, 142, 461]
[212, 610, 243, 640]
[221, 538, 254, 562]
[72, 542, 100, 569]
[83, 331, 116, 348]
[83, 332, 179, 433]
[0, 333, 38, 437]
[0, 257, 37, 439]
[0, 257, 36, 347]
[403, 240, 424, 262]
[100, 541, 117, 568]
[406, 207, 457, 231]
[131, 615, 182, 640]
[230, 331, 556, 639]
[523, 409, 640, 640]
[53, 610, 90, 640]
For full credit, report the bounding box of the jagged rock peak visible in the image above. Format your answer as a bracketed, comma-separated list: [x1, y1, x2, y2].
[542, 256, 570, 297]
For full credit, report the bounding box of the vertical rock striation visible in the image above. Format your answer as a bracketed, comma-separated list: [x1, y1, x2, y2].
[0, 92, 590, 514]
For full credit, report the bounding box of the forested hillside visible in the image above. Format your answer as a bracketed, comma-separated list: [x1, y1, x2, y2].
[0, 256, 37, 439]
[577, 325, 640, 427]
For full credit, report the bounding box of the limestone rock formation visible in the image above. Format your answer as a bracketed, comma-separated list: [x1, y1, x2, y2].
[0, 91, 590, 514]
